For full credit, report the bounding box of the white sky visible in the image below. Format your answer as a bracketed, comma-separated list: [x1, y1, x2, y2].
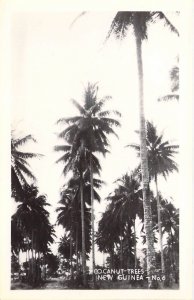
[11, 11, 179, 265]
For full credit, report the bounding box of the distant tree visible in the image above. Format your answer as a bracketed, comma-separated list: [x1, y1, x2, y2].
[113, 172, 143, 267]
[12, 184, 55, 286]
[158, 63, 179, 101]
[162, 199, 179, 284]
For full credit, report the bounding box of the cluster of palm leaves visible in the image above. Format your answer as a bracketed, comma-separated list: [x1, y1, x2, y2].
[96, 172, 143, 270]
[11, 134, 55, 286]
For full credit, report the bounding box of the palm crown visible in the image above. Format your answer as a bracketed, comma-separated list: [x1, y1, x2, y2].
[56, 82, 121, 155]
[11, 134, 42, 200]
[129, 121, 179, 180]
[107, 12, 179, 41]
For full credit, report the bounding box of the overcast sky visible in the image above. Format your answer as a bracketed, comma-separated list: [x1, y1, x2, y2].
[11, 11, 179, 264]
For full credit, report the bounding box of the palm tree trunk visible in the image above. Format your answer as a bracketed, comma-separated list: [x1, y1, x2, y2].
[119, 236, 123, 269]
[127, 237, 131, 269]
[70, 229, 73, 278]
[134, 218, 137, 268]
[170, 229, 177, 283]
[110, 244, 114, 269]
[70, 206, 73, 278]
[90, 154, 95, 287]
[155, 174, 165, 275]
[31, 230, 35, 284]
[75, 223, 79, 273]
[80, 172, 87, 286]
[27, 239, 30, 281]
[44, 255, 47, 281]
[134, 27, 156, 288]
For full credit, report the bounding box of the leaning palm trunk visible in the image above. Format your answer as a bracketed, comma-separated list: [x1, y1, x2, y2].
[134, 28, 156, 288]
[90, 154, 95, 287]
[155, 174, 165, 276]
[80, 172, 87, 286]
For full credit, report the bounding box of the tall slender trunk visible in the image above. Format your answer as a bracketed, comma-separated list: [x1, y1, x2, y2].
[90, 154, 95, 287]
[127, 237, 131, 269]
[170, 229, 177, 282]
[31, 230, 34, 283]
[134, 218, 137, 268]
[75, 223, 79, 273]
[102, 252, 105, 267]
[18, 250, 20, 280]
[134, 27, 156, 288]
[110, 244, 114, 269]
[44, 255, 47, 281]
[155, 174, 165, 275]
[27, 239, 30, 281]
[80, 172, 87, 286]
[127, 222, 131, 268]
[70, 228, 73, 278]
[70, 205, 73, 277]
[120, 236, 123, 268]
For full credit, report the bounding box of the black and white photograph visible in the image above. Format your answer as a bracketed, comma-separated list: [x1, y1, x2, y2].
[0, 1, 192, 299]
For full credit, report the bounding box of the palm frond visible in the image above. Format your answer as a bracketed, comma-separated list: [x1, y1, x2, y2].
[13, 135, 36, 148]
[15, 161, 36, 181]
[54, 145, 71, 153]
[71, 99, 86, 115]
[14, 151, 43, 159]
[158, 94, 179, 101]
[154, 12, 179, 36]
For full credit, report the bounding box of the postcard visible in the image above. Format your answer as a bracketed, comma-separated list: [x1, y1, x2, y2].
[0, 0, 192, 299]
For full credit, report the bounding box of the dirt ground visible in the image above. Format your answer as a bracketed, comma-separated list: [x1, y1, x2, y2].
[11, 278, 179, 290]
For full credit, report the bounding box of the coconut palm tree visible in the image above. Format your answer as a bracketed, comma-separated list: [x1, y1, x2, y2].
[56, 173, 103, 278]
[56, 187, 75, 276]
[113, 172, 143, 267]
[96, 202, 121, 269]
[12, 184, 54, 285]
[97, 172, 143, 270]
[56, 83, 120, 286]
[161, 199, 179, 283]
[158, 63, 179, 101]
[106, 12, 178, 287]
[11, 134, 42, 201]
[129, 121, 178, 275]
[55, 139, 102, 286]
